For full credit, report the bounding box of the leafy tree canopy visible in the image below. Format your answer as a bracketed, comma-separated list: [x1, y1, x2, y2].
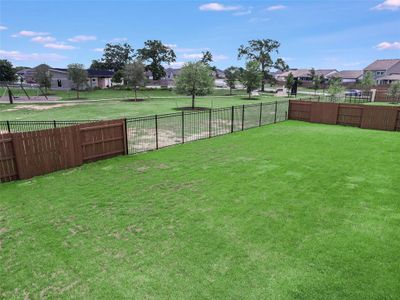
[90, 43, 135, 71]
[239, 61, 263, 99]
[175, 62, 214, 108]
[0, 59, 16, 82]
[137, 40, 176, 80]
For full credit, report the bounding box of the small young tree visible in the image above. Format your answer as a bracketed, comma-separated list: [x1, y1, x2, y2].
[387, 81, 400, 103]
[112, 70, 124, 85]
[123, 60, 146, 101]
[0, 59, 16, 82]
[224, 66, 239, 95]
[239, 61, 263, 99]
[360, 71, 375, 92]
[175, 62, 214, 109]
[285, 72, 295, 97]
[33, 64, 52, 94]
[328, 77, 344, 102]
[67, 64, 88, 99]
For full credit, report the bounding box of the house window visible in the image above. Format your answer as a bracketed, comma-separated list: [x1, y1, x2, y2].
[376, 71, 384, 76]
[57, 80, 62, 87]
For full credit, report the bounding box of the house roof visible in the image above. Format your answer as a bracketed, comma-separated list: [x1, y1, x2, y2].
[335, 70, 363, 79]
[87, 69, 114, 77]
[277, 69, 310, 78]
[315, 69, 337, 77]
[364, 59, 400, 71]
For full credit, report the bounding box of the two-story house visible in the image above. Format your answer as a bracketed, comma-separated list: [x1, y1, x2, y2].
[363, 59, 400, 84]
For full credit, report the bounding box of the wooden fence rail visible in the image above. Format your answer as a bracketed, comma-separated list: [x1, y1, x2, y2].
[289, 100, 400, 131]
[0, 119, 126, 182]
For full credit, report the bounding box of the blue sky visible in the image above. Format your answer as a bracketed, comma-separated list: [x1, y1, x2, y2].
[0, 0, 399, 70]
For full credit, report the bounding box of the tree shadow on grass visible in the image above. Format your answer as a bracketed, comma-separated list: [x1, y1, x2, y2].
[173, 106, 211, 111]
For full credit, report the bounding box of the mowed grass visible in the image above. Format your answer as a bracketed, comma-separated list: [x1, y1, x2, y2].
[0, 94, 279, 121]
[1, 121, 399, 299]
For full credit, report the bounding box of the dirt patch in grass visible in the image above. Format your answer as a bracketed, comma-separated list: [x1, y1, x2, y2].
[3, 104, 77, 111]
[122, 98, 146, 102]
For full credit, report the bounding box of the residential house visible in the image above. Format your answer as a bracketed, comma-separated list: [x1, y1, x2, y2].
[275, 69, 337, 82]
[364, 59, 400, 84]
[334, 70, 363, 83]
[17, 66, 114, 90]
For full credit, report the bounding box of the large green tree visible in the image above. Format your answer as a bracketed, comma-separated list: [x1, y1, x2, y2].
[67, 63, 88, 99]
[239, 61, 263, 99]
[0, 59, 16, 82]
[90, 43, 134, 71]
[224, 66, 240, 95]
[238, 39, 287, 92]
[310, 68, 321, 94]
[137, 40, 176, 80]
[123, 61, 146, 101]
[33, 64, 52, 94]
[200, 51, 213, 65]
[175, 62, 214, 109]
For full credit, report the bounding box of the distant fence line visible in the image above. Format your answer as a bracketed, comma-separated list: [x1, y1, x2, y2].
[289, 100, 400, 131]
[0, 100, 289, 182]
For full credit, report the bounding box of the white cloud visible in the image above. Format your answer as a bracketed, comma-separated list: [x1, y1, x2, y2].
[372, 0, 400, 10]
[165, 44, 177, 49]
[376, 41, 400, 50]
[68, 35, 97, 42]
[44, 43, 76, 50]
[0, 50, 66, 61]
[199, 2, 241, 11]
[0, 26, 7, 31]
[233, 9, 252, 16]
[110, 37, 128, 42]
[266, 5, 286, 11]
[182, 53, 204, 59]
[17, 30, 50, 37]
[92, 48, 104, 52]
[31, 36, 56, 43]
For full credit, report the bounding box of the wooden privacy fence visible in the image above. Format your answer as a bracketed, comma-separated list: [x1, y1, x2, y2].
[289, 100, 400, 131]
[0, 119, 126, 182]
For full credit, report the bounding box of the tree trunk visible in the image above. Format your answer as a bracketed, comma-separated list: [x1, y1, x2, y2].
[248, 92, 251, 99]
[230, 87, 232, 95]
[134, 87, 137, 102]
[8, 88, 13, 104]
[77, 87, 80, 99]
[261, 65, 265, 92]
[192, 94, 195, 109]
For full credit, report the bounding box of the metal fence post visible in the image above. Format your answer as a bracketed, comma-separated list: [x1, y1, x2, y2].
[6, 121, 11, 133]
[53, 120, 57, 128]
[208, 109, 212, 138]
[241, 105, 245, 131]
[155, 115, 159, 150]
[124, 118, 129, 155]
[259, 102, 263, 126]
[181, 111, 185, 143]
[231, 106, 234, 133]
[274, 101, 278, 123]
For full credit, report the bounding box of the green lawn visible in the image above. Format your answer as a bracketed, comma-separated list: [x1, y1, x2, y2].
[0, 94, 280, 121]
[1, 87, 247, 101]
[1, 121, 399, 299]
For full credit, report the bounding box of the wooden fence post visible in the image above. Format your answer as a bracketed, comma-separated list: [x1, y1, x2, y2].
[124, 118, 128, 155]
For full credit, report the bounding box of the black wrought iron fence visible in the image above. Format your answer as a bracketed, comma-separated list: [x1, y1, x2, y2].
[125, 100, 289, 154]
[1, 100, 290, 154]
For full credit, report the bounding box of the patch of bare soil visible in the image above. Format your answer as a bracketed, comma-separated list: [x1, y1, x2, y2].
[3, 104, 77, 111]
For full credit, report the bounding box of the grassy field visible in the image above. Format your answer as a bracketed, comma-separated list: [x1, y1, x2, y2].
[1, 121, 399, 299]
[0, 93, 279, 121]
[1, 87, 247, 101]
